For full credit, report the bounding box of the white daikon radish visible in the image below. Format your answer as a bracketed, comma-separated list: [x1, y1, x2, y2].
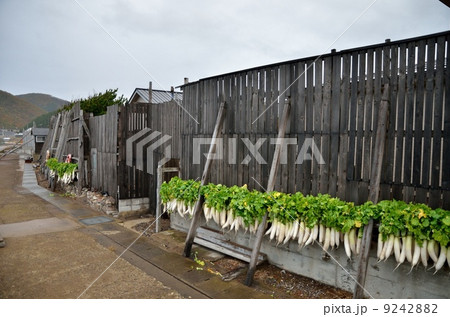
[319, 224, 325, 243]
[220, 209, 226, 226]
[330, 228, 335, 249]
[349, 228, 356, 254]
[394, 237, 407, 271]
[409, 240, 421, 273]
[405, 235, 413, 263]
[222, 209, 234, 229]
[434, 245, 447, 274]
[283, 222, 294, 244]
[323, 227, 331, 251]
[384, 234, 395, 262]
[335, 229, 341, 248]
[393, 236, 401, 263]
[420, 240, 429, 268]
[291, 221, 299, 240]
[311, 224, 319, 243]
[304, 226, 315, 246]
[427, 240, 438, 263]
[344, 232, 351, 259]
[277, 223, 286, 245]
[269, 220, 278, 240]
[377, 233, 384, 259]
[302, 227, 311, 244]
[356, 236, 362, 255]
[297, 222, 305, 246]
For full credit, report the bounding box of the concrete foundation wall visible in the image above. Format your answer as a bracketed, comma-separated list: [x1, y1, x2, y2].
[118, 198, 149, 214]
[171, 212, 449, 299]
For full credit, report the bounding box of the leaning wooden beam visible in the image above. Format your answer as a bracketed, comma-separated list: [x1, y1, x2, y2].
[183, 101, 227, 258]
[245, 98, 291, 286]
[353, 84, 390, 299]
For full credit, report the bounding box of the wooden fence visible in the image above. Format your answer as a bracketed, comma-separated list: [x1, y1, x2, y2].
[41, 104, 119, 198]
[117, 101, 181, 211]
[40, 31, 449, 211]
[179, 31, 450, 209]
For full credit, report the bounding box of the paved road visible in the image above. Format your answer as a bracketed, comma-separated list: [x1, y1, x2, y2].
[0, 155, 184, 298]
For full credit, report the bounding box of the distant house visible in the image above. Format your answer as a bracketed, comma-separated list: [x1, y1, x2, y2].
[128, 88, 183, 104]
[23, 127, 49, 156]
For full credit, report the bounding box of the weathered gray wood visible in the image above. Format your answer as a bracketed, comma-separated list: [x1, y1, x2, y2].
[245, 98, 291, 286]
[183, 101, 227, 258]
[413, 41, 427, 203]
[195, 227, 266, 264]
[354, 84, 390, 299]
[49, 113, 61, 157]
[78, 109, 85, 191]
[392, 43, 407, 200]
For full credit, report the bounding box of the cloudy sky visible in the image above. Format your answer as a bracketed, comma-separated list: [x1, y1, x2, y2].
[0, 0, 449, 102]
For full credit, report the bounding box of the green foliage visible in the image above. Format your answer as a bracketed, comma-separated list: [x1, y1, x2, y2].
[59, 88, 126, 116]
[161, 177, 450, 247]
[23, 110, 57, 129]
[46, 158, 78, 178]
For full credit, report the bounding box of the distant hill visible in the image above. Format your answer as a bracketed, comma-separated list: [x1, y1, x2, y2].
[23, 110, 57, 129]
[0, 90, 46, 129]
[16, 93, 68, 113]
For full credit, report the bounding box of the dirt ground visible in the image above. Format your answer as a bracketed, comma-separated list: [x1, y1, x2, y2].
[0, 156, 183, 299]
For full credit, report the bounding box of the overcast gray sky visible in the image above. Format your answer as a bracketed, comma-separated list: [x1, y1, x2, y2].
[0, 0, 449, 102]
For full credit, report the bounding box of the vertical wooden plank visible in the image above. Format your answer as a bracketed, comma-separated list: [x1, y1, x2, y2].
[303, 61, 314, 195]
[442, 34, 450, 209]
[362, 49, 374, 202]
[381, 43, 396, 201]
[420, 38, 436, 205]
[403, 42, 416, 203]
[392, 43, 407, 200]
[320, 57, 332, 195]
[356, 51, 366, 203]
[413, 40, 427, 203]
[337, 53, 350, 201]
[346, 52, 359, 203]
[430, 36, 446, 208]
[295, 62, 306, 193]
[329, 52, 341, 197]
[311, 59, 323, 196]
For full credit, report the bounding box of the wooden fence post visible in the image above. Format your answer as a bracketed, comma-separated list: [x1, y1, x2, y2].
[78, 109, 85, 192]
[183, 101, 227, 258]
[245, 98, 291, 286]
[353, 84, 390, 298]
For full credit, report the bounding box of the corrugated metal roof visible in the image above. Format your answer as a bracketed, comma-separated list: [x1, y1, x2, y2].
[131, 88, 183, 104]
[31, 128, 49, 136]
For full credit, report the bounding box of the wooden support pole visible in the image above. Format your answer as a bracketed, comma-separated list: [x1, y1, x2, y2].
[353, 84, 390, 299]
[183, 101, 227, 258]
[78, 109, 85, 192]
[149, 81, 152, 103]
[245, 98, 291, 286]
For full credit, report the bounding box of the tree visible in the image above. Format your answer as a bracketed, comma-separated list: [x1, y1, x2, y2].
[59, 88, 126, 116]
